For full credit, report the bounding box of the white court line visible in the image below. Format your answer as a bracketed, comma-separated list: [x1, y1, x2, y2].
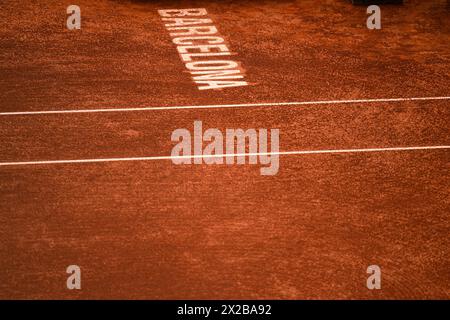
[0, 145, 448, 167]
[0, 96, 449, 116]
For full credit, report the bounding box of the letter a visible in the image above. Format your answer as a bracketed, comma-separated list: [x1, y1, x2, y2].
[367, 5, 381, 30]
[366, 265, 381, 289]
[67, 5, 81, 30]
[66, 265, 81, 290]
[171, 129, 192, 164]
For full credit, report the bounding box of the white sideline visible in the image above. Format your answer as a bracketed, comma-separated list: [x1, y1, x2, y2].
[0, 96, 449, 116]
[0, 145, 448, 167]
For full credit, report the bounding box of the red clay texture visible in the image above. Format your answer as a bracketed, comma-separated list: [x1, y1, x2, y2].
[0, 0, 449, 299]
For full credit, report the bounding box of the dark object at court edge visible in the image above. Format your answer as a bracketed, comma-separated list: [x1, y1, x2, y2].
[351, 0, 404, 4]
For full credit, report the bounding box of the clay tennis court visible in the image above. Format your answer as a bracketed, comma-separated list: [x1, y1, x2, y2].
[0, 0, 449, 299]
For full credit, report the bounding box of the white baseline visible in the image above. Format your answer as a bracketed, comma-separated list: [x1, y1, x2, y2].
[0, 145, 448, 167]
